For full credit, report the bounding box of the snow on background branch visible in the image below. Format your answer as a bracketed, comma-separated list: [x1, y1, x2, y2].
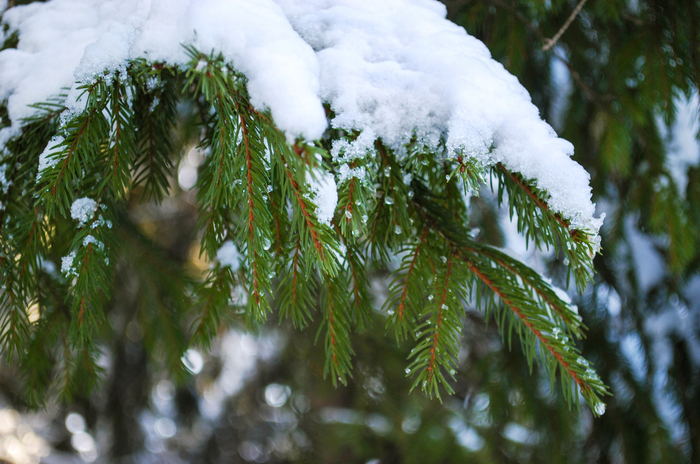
[0, 0, 603, 235]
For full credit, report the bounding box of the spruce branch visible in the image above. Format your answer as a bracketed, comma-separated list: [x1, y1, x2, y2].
[385, 225, 430, 340]
[277, 236, 316, 329]
[410, 181, 609, 413]
[493, 163, 598, 290]
[317, 274, 355, 386]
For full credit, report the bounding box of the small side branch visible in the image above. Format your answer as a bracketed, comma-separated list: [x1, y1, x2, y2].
[542, 0, 588, 52]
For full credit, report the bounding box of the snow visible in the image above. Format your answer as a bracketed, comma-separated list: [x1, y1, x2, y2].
[0, 0, 603, 238]
[216, 240, 241, 271]
[0, 163, 9, 194]
[70, 197, 98, 226]
[82, 234, 103, 250]
[625, 217, 665, 293]
[61, 250, 77, 276]
[37, 135, 63, 181]
[0, 0, 326, 141]
[306, 168, 337, 226]
[666, 92, 700, 193]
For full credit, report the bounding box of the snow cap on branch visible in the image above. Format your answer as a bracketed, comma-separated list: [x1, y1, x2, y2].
[0, 0, 603, 234]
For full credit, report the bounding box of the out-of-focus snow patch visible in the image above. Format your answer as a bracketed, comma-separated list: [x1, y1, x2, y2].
[665, 92, 700, 194]
[625, 217, 665, 293]
[216, 240, 241, 271]
[198, 330, 284, 420]
[549, 47, 573, 133]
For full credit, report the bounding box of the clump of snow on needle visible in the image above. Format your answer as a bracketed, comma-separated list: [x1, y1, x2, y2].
[70, 198, 99, 227]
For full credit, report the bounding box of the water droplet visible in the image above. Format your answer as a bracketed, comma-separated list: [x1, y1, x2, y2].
[422, 381, 427, 388]
[384, 166, 391, 177]
[262, 238, 272, 251]
[450, 369, 456, 375]
[428, 295, 434, 301]
[362, 215, 368, 223]
[469, 228, 480, 238]
[563, 258, 570, 266]
[385, 196, 394, 205]
[405, 368, 411, 374]
[266, 185, 273, 192]
[445, 174, 450, 180]
[407, 191, 414, 199]
[440, 256, 447, 263]
[441, 304, 448, 310]
[395, 225, 402, 235]
[345, 210, 352, 219]
[263, 195, 268, 201]
[594, 402, 606, 416]
[269, 271, 276, 278]
[388, 309, 395, 315]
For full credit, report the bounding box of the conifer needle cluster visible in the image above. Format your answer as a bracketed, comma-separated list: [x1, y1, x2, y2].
[0, 47, 609, 415]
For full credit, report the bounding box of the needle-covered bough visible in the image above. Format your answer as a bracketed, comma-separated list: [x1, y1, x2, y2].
[0, 0, 608, 414]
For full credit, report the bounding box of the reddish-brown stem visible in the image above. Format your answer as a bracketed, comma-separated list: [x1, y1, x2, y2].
[51, 115, 92, 196]
[238, 111, 260, 305]
[426, 253, 454, 384]
[326, 279, 338, 367]
[291, 239, 302, 306]
[398, 226, 429, 322]
[497, 163, 572, 233]
[280, 153, 325, 260]
[465, 245, 575, 326]
[466, 261, 587, 390]
[346, 178, 356, 221]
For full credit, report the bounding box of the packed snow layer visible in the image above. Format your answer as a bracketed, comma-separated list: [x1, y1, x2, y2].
[0, 0, 603, 234]
[0, 0, 326, 141]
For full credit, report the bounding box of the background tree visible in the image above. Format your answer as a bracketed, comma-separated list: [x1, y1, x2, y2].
[0, 1, 698, 464]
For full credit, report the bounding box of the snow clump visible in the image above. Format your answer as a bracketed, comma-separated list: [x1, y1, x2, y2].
[61, 250, 77, 276]
[70, 197, 98, 227]
[306, 169, 338, 226]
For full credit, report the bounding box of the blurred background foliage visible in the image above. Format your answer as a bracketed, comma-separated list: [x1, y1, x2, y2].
[1, 0, 699, 463]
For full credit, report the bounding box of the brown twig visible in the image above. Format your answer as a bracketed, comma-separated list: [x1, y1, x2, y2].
[542, 0, 589, 52]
